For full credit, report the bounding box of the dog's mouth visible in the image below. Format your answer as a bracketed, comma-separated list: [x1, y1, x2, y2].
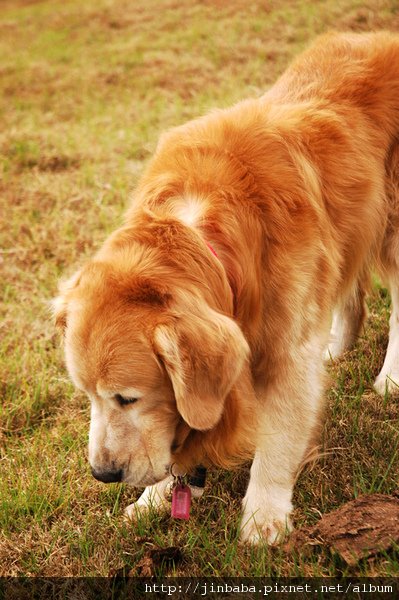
[123, 464, 171, 487]
[127, 475, 159, 487]
[91, 462, 166, 487]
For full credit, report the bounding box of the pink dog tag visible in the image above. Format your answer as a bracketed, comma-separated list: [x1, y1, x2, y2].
[171, 484, 191, 520]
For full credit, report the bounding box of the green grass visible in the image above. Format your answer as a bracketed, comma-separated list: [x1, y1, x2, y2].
[1, 0, 399, 577]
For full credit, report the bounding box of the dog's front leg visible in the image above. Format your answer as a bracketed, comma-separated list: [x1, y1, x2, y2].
[124, 475, 173, 521]
[241, 451, 293, 544]
[241, 349, 324, 545]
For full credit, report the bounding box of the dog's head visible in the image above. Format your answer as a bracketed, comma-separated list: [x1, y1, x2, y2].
[53, 237, 249, 486]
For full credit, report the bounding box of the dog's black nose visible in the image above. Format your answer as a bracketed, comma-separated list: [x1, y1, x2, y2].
[91, 468, 123, 483]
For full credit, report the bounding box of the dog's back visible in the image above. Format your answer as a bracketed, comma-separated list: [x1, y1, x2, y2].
[266, 32, 399, 140]
[130, 32, 399, 341]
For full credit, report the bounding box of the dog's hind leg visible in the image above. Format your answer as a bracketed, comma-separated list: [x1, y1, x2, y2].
[374, 281, 399, 395]
[325, 281, 368, 360]
[374, 142, 399, 395]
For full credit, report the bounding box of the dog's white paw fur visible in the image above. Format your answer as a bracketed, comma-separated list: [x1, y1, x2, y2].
[324, 343, 341, 362]
[240, 491, 293, 545]
[240, 508, 292, 545]
[374, 371, 399, 395]
[124, 476, 173, 521]
[374, 299, 399, 395]
[124, 496, 170, 521]
[124, 500, 152, 521]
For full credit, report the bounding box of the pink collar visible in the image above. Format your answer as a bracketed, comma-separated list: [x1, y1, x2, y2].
[205, 241, 219, 258]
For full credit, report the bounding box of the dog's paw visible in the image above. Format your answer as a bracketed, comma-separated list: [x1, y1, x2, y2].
[124, 493, 170, 522]
[240, 498, 292, 545]
[124, 500, 151, 522]
[323, 344, 339, 362]
[124, 477, 173, 521]
[374, 371, 399, 396]
[124, 497, 170, 522]
[240, 516, 291, 545]
[324, 339, 349, 362]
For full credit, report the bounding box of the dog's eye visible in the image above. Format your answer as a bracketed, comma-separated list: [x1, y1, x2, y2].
[115, 394, 139, 406]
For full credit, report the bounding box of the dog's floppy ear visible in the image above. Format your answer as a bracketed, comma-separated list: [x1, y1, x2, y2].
[154, 304, 249, 431]
[51, 269, 82, 331]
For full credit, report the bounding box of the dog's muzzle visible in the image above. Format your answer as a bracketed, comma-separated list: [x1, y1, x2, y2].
[91, 467, 123, 483]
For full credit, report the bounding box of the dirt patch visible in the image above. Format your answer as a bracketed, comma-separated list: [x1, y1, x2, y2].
[287, 493, 399, 565]
[112, 537, 183, 577]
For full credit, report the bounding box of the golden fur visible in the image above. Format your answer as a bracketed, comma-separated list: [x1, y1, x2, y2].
[55, 32, 399, 543]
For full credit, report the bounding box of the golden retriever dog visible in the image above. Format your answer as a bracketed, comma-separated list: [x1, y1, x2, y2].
[54, 32, 399, 544]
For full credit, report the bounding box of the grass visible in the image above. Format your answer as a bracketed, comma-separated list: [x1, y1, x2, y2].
[1, 0, 399, 578]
